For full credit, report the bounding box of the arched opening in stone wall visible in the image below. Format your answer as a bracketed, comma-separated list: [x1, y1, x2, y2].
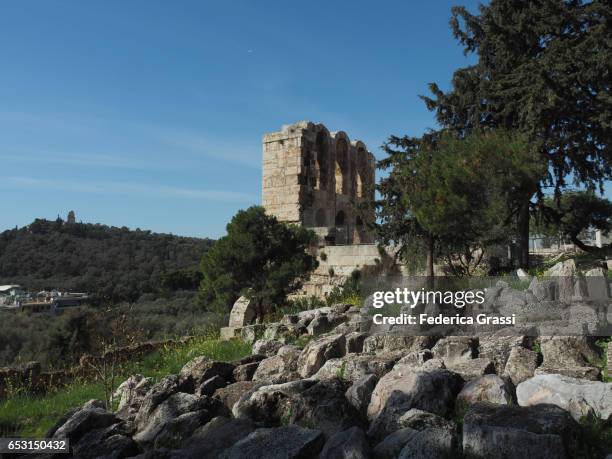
[315, 132, 329, 191]
[315, 208, 327, 227]
[335, 138, 349, 195]
[354, 216, 365, 244]
[356, 146, 370, 199]
[355, 173, 363, 198]
[335, 163, 343, 194]
[335, 210, 345, 226]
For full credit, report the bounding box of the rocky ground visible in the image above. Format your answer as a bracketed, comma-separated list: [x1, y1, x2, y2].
[34, 292, 612, 459]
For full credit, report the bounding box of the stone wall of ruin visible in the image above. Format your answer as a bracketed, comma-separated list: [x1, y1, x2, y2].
[262, 121, 376, 246]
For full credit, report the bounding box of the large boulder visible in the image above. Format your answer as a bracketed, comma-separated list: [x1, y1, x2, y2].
[221, 425, 325, 459]
[307, 315, 334, 335]
[540, 336, 600, 368]
[233, 378, 364, 437]
[503, 346, 539, 385]
[367, 367, 463, 441]
[114, 374, 154, 421]
[517, 373, 612, 421]
[178, 357, 235, 393]
[528, 277, 557, 301]
[152, 409, 213, 450]
[71, 422, 138, 459]
[444, 358, 495, 381]
[373, 428, 417, 459]
[478, 335, 533, 374]
[319, 426, 370, 459]
[396, 408, 457, 433]
[233, 362, 260, 382]
[456, 375, 513, 406]
[134, 375, 180, 432]
[368, 398, 457, 442]
[545, 259, 577, 302]
[240, 324, 265, 345]
[431, 337, 476, 366]
[345, 374, 378, 416]
[252, 346, 301, 384]
[195, 375, 227, 397]
[368, 366, 464, 421]
[313, 353, 395, 382]
[462, 403, 580, 459]
[133, 392, 223, 449]
[363, 334, 435, 357]
[345, 332, 368, 354]
[538, 336, 602, 381]
[213, 381, 260, 411]
[52, 400, 117, 443]
[297, 333, 347, 378]
[534, 363, 601, 380]
[232, 379, 314, 425]
[396, 350, 434, 368]
[372, 423, 457, 459]
[397, 427, 457, 459]
[263, 323, 293, 341]
[183, 416, 256, 459]
[252, 339, 284, 357]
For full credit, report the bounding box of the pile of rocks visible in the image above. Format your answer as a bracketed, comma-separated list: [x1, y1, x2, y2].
[44, 299, 611, 458]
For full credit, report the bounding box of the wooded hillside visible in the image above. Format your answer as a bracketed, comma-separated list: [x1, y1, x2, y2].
[0, 218, 214, 303]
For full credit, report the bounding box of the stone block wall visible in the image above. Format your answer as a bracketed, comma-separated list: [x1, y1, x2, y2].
[262, 121, 376, 246]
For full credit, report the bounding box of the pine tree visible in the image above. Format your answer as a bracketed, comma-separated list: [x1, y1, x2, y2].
[420, 0, 612, 267]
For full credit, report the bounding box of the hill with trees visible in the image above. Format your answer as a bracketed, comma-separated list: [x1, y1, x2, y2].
[0, 217, 214, 303]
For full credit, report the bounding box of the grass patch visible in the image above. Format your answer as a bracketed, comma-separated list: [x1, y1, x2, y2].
[0, 380, 106, 437]
[0, 336, 251, 438]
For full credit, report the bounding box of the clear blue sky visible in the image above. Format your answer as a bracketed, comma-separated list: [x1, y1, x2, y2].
[1, 0, 492, 238]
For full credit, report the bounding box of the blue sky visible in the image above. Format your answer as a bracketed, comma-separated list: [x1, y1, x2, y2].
[1, 0, 500, 237]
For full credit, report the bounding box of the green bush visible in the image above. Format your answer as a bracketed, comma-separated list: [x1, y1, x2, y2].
[326, 270, 363, 306]
[198, 206, 318, 316]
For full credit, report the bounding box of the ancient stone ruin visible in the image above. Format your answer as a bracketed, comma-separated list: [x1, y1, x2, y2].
[263, 122, 394, 297]
[262, 121, 376, 246]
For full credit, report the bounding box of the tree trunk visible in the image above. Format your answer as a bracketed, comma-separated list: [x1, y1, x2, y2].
[425, 233, 434, 279]
[255, 298, 264, 324]
[517, 201, 530, 269]
[570, 234, 599, 254]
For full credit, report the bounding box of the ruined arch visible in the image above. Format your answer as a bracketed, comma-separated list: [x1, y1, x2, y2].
[355, 173, 363, 198]
[354, 143, 370, 199]
[335, 137, 349, 195]
[315, 130, 329, 191]
[335, 210, 346, 226]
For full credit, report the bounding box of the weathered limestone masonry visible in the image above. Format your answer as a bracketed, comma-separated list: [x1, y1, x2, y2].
[262, 121, 376, 243]
[263, 121, 391, 296]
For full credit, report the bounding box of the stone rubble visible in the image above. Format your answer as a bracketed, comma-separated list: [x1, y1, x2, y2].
[47, 294, 611, 458]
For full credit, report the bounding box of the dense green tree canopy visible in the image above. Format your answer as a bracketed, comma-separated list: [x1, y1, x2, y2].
[0, 219, 212, 303]
[422, 0, 611, 191]
[378, 129, 544, 275]
[198, 206, 318, 315]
